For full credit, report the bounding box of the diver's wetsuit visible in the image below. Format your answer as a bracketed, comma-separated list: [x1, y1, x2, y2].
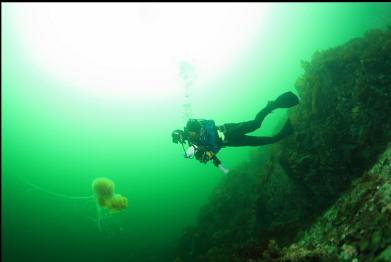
[187, 105, 290, 166]
[183, 91, 298, 166]
[218, 104, 290, 147]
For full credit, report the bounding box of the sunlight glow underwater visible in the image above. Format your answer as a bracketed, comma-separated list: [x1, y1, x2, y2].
[9, 3, 267, 102]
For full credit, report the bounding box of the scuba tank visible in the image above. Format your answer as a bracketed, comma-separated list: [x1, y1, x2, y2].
[185, 119, 221, 154]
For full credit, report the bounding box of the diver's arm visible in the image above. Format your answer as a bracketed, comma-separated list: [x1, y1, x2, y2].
[195, 149, 214, 164]
[194, 146, 206, 162]
[205, 150, 226, 167]
[195, 149, 229, 174]
[211, 155, 221, 167]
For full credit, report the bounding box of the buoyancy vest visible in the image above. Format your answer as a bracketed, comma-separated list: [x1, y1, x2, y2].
[187, 119, 222, 154]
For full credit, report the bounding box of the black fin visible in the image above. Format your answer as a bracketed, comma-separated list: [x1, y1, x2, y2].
[274, 92, 299, 108]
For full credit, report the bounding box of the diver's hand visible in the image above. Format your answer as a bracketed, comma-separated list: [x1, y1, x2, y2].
[184, 146, 196, 158]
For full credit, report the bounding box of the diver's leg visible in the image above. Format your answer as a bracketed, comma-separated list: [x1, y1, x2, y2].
[222, 92, 299, 137]
[222, 103, 275, 137]
[225, 135, 278, 147]
[221, 121, 260, 137]
[225, 119, 294, 147]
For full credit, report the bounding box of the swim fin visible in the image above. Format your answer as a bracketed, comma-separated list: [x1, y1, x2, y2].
[256, 92, 300, 122]
[273, 91, 299, 109]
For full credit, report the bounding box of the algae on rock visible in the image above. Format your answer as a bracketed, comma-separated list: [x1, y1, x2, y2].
[176, 27, 391, 262]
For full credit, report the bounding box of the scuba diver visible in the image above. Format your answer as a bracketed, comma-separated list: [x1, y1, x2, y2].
[171, 91, 299, 174]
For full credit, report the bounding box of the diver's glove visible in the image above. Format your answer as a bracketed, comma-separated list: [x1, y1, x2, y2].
[184, 145, 196, 158]
[212, 156, 229, 174]
[217, 164, 230, 175]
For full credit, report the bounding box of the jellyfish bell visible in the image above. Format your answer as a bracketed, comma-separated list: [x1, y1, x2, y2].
[92, 177, 115, 200]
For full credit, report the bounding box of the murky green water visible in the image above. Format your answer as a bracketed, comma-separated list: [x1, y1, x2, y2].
[2, 3, 391, 262]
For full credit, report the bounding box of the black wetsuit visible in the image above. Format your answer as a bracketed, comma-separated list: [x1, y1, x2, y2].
[218, 104, 287, 147]
[183, 91, 298, 166]
[187, 105, 290, 166]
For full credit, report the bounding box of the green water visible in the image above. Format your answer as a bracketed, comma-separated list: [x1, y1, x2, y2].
[2, 3, 391, 262]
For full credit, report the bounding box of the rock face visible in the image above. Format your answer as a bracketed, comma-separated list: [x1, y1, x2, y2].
[260, 144, 391, 262]
[281, 27, 391, 210]
[176, 27, 391, 262]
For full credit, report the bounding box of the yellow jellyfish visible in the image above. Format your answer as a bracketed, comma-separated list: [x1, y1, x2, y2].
[20, 176, 127, 232]
[91, 177, 128, 230]
[92, 177, 128, 212]
[92, 177, 115, 208]
[106, 194, 128, 212]
[92, 177, 114, 197]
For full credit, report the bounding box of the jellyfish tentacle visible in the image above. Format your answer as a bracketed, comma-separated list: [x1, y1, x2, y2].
[19, 177, 94, 200]
[18, 176, 128, 232]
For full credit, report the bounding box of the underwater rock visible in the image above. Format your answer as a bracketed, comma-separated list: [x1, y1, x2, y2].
[375, 245, 391, 262]
[340, 244, 358, 261]
[176, 27, 391, 262]
[277, 142, 391, 262]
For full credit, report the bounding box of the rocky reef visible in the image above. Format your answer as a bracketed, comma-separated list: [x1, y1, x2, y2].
[258, 144, 391, 262]
[176, 27, 391, 262]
